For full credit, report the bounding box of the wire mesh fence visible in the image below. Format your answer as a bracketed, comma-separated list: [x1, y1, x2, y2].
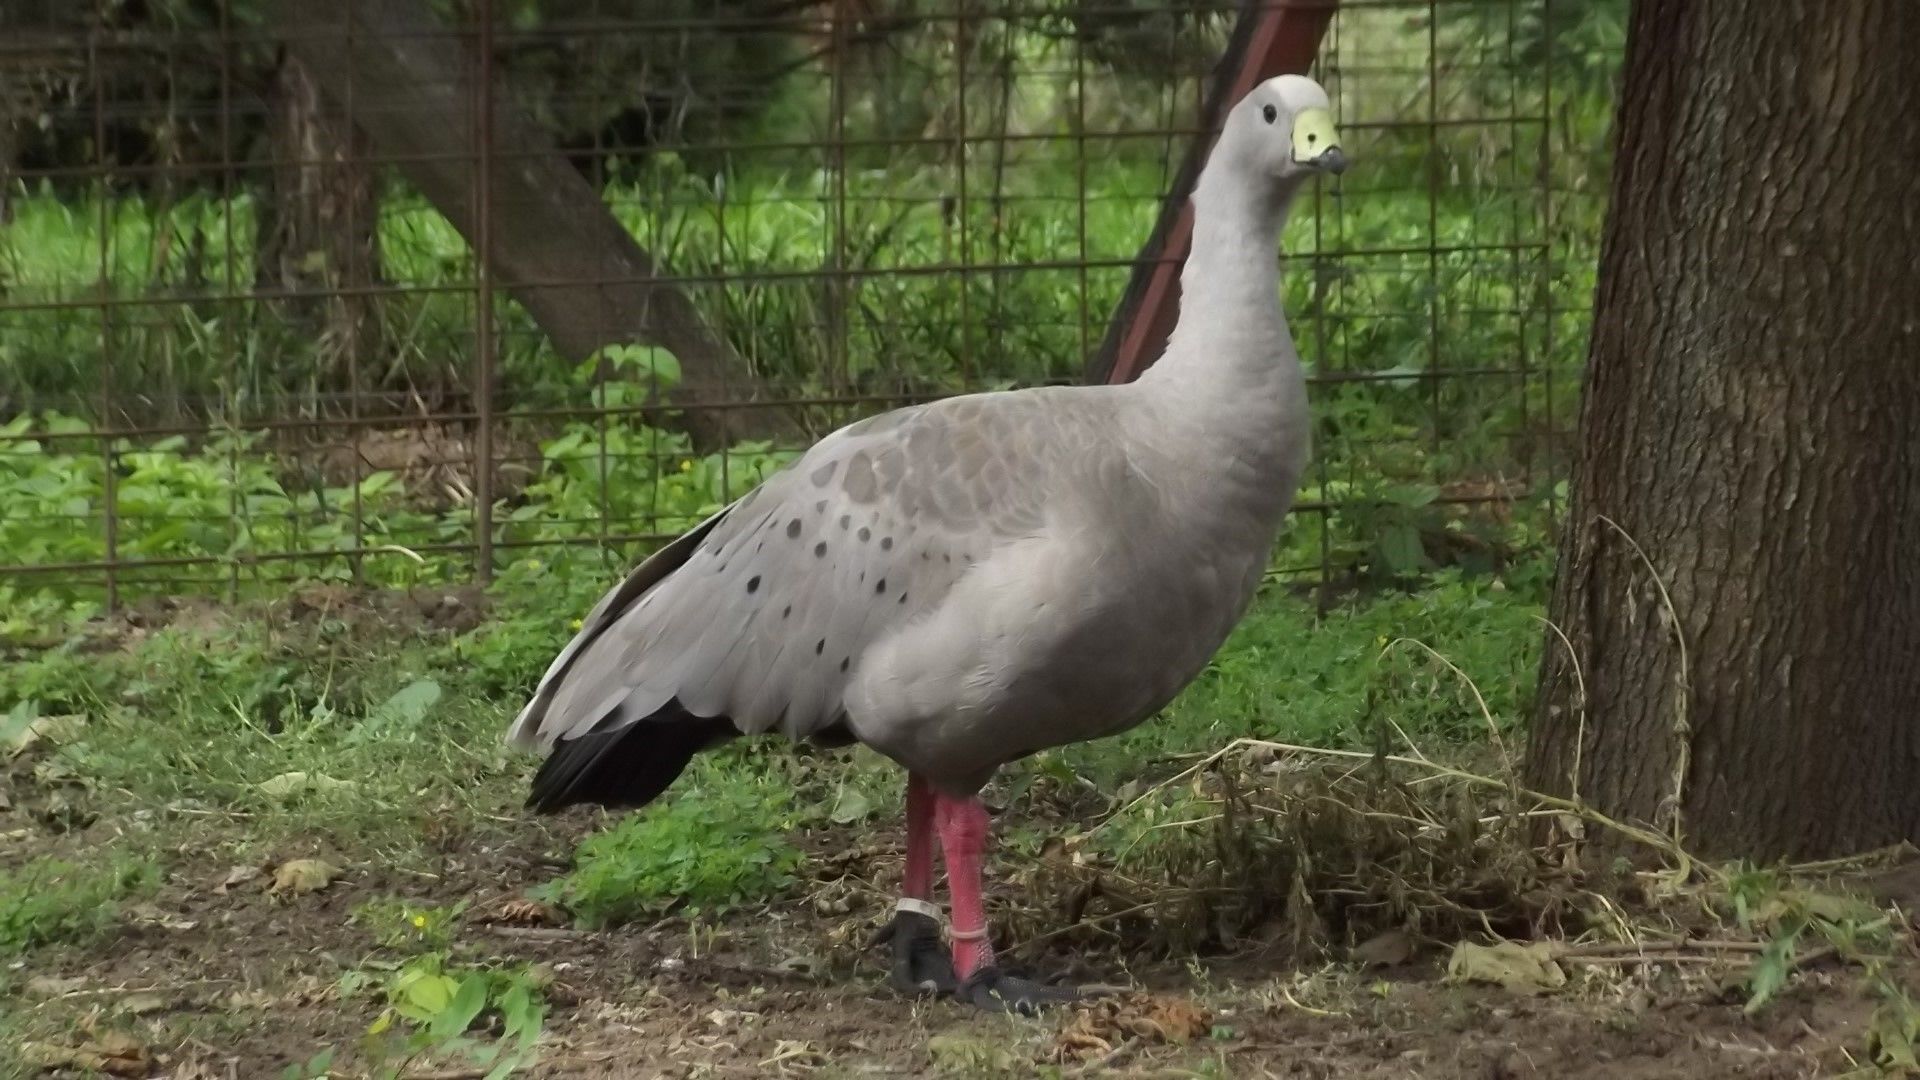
[0, 0, 1620, 621]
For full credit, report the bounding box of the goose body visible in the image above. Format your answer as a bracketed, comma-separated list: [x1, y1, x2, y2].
[510, 73, 1346, 1011]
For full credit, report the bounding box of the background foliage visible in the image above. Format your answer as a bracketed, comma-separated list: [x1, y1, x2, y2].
[2, 0, 1623, 625]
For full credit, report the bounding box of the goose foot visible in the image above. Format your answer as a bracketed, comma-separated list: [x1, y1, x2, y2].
[954, 965, 1081, 1014]
[871, 909, 959, 997]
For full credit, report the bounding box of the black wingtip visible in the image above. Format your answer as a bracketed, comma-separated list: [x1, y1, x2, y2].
[524, 702, 735, 815]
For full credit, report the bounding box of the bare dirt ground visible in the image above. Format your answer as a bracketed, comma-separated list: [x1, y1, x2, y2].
[11, 814, 1916, 1079]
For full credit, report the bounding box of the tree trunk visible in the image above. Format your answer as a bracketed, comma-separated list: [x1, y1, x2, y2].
[1524, 0, 1920, 861]
[255, 48, 384, 391]
[265, 0, 792, 450]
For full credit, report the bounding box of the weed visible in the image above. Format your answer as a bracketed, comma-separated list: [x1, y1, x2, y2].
[1724, 863, 1900, 1014]
[341, 953, 548, 1079]
[0, 855, 159, 956]
[535, 762, 806, 926]
[351, 897, 471, 954]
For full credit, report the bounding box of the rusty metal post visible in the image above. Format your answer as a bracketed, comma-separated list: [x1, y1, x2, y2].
[346, 0, 367, 586]
[473, 0, 497, 584]
[90, 7, 118, 613]
[219, 0, 242, 602]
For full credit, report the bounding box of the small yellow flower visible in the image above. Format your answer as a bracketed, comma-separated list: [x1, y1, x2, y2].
[410, 914, 429, 930]
[679, 459, 693, 473]
[571, 617, 584, 631]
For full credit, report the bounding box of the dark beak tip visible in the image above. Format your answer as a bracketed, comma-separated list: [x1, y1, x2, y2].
[1319, 148, 1349, 175]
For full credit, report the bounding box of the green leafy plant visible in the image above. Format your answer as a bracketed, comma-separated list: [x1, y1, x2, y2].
[351, 897, 469, 953]
[348, 954, 547, 1080]
[1725, 865, 1898, 1015]
[0, 856, 160, 956]
[535, 772, 805, 927]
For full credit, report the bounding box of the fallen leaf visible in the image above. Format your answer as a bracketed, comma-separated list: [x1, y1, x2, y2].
[929, 1032, 1021, 1071]
[22, 1030, 152, 1077]
[1789, 888, 1882, 925]
[759, 1039, 826, 1068]
[126, 903, 198, 932]
[1053, 1027, 1113, 1062]
[117, 991, 168, 1015]
[215, 864, 264, 894]
[345, 678, 444, 746]
[829, 785, 874, 824]
[26, 975, 88, 996]
[5, 713, 86, 757]
[1445, 940, 1567, 995]
[776, 953, 825, 975]
[164, 1055, 229, 1080]
[1867, 995, 1920, 1070]
[489, 897, 558, 925]
[1054, 994, 1213, 1062]
[270, 858, 339, 897]
[256, 771, 358, 799]
[225, 989, 279, 1010]
[1352, 928, 1417, 969]
[705, 1007, 756, 1030]
[31, 756, 82, 786]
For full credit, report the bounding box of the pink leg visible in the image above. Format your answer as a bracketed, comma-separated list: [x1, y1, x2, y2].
[903, 774, 936, 900]
[875, 775, 958, 996]
[934, 793, 996, 980]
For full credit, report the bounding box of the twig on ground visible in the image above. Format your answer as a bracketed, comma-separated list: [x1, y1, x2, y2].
[1552, 940, 1766, 958]
[487, 925, 589, 941]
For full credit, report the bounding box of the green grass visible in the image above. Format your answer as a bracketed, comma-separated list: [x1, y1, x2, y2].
[533, 767, 807, 926]
[4, 623, 549, 862]
[0, 855, 159, 957]
[0, 545, 1552, 928]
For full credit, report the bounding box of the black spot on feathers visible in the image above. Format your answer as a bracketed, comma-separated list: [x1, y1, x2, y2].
[840, 656, 850, 672]
[858, 526, 871, 542]
[876, 578, 887, 594]
[880, 536, 894, 551]
[782, 605, 792, 618]
[787, 519, 802, 538]
[746, 575, 761, 594]
[815, 638, 826, 655]
[898, 592, 908, 604]
[839, 514, 851, 530]
[814, 542, 827, 558]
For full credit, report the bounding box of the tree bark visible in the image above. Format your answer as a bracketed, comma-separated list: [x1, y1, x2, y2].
[1524, 0, 1920, 860]
[255, 48, 384, 389]
[264, 0, 791, 449]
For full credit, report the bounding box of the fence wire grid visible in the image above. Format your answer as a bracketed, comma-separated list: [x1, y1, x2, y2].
[0, 0, 1620, 618]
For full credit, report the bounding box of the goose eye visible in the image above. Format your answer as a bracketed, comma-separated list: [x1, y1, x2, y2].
[1262, 104, 1278, 124]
